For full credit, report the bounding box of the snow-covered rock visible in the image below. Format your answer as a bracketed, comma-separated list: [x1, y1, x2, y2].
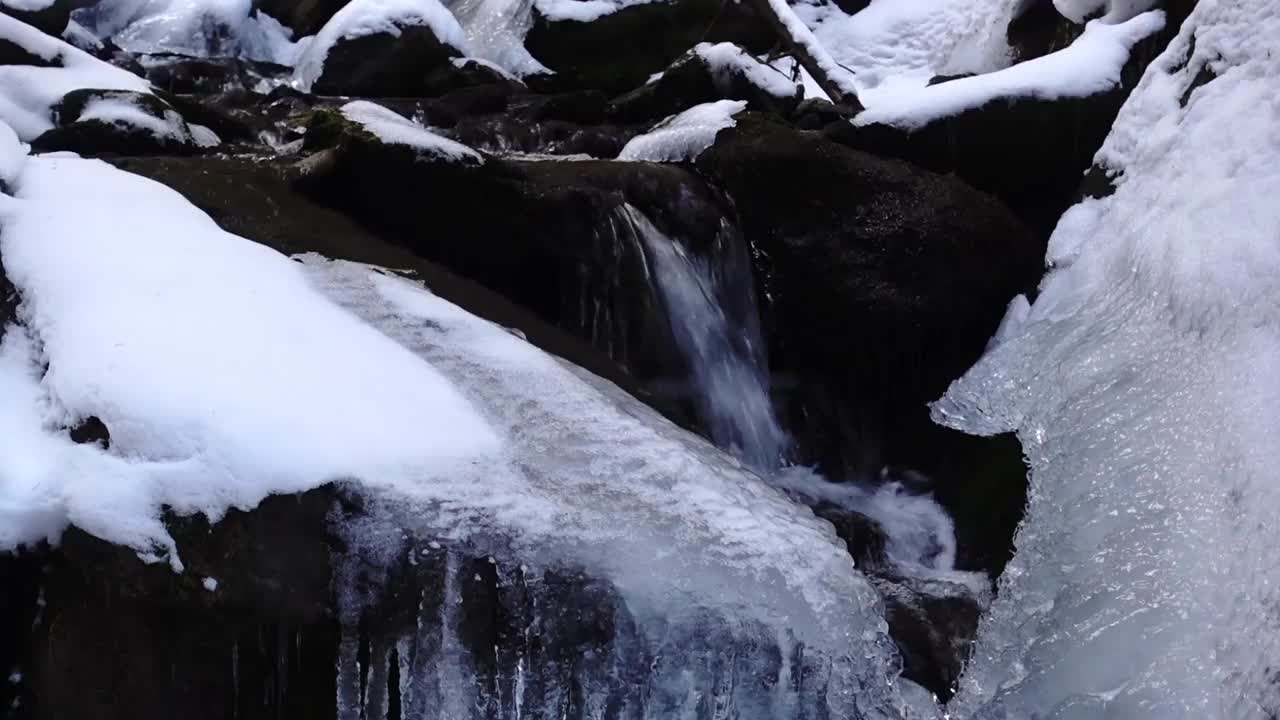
[32, 89, 200, 155]
[936, 0, 1280, 716]
[612, 42, 801, 121]
[339, 100, 484, 164]
[0, 0, 73, 36]
[293, 0, 467, 95]
[0, 12, 151, 141]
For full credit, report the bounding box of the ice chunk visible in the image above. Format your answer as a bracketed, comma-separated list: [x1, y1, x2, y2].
[0, 12, 151, 140]
[293, 0, 467, 92]
[201, 577, 218, 591]
[445, 0, 549, 76]
[70, 0, 303, 62]
[340, 101, 484, 165]
[617, 99, 745, 162]
[938, 0, 1280, 716]
[855, 11, 1166, 130]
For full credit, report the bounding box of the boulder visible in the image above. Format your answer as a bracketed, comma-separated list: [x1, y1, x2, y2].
[0, 0, 75, 37]
[32, 88, 203, 155]
[695, 115, 1040, 577]
[826, 0, 1198, 236]
[524, 0, 775, 94]
[140, 53, 292, 95]
[874, 575, 985, 701]
[610, 42, 801, 123]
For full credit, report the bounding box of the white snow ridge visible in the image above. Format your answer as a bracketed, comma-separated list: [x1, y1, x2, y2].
[936, 0, 1280, 717]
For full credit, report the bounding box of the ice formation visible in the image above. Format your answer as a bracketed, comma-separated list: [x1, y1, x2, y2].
[70, 0, 307, 62]
[617, 99, 746, 162]
[340, 101, 484, 164]
[444, 0, 549, 77]
[937, 0, 1280, 716]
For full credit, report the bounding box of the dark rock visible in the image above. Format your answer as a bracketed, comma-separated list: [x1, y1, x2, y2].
[1005, 0, 1086, 62]
[32, 89, 198, 156]
[422, 57, 521, 97]
[874, 575, 984, 700]
[827, 0, 1197, 237]
[609, 43, 800, 123]
[140, 53, 292, 95]
[252, 0, 348, 36]
[68, 415, 110, 447]
[43, 89, 198, 153]
[792, 97, 847, 130]
[525, 0, 775, 94]
[310, 22, 463, 97]
[696, 115, 1039, 577]
[832, 0, 870, 15]
[0, 36, 59, 67]
[813, 503, 889, 568]
[1, 0, 74, 36]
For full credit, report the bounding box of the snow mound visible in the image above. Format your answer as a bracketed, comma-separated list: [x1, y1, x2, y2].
[71, 0, 306, 63]
[293, 0, 467, 92]
[937, 0, 1280, 716]
[693, 42, 799, 99]
[0, 12, 151, 140]
[856, 11, 1165, 130]
[617, 99, 745, 162]
[340, 101, 484, 164]
[0, 141, 498, 566]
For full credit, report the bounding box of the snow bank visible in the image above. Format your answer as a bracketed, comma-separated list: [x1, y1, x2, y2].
[693, 42, 798, 99]
[340, 101, 484, 164]
[0, 12, 151, 140]
[294, 0, 467, 92]
[937, 0, 1280, 716]
[0, 143, 498, 566]
[856, 11, 1165, 129]
[617, 99, 745, 162]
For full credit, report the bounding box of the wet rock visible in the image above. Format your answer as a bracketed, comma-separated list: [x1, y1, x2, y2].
[525, 0, 774, 94]
[423, 57, 522, 97]
[874, 574, 985, 701]
[140, 53, 292, 95]
[813, 503, 889, 568]
[309, 21, 464, 97]
[252, 0, 348, 36]
[609, 43, 800, 123]
[0, 0, 75, 37]
[825, 0, 1197, 236]
[696, 114, 1040, 577]
[32, 89, 200, 155]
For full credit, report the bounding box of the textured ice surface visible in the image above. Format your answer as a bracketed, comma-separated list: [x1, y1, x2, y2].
[444, 0, 548, 76]
[937, 1, 1280, 717]
[618, 99, 745, 162]
[856, 11, 1165, 129]
[302, 257, 912, 719]
[293, 0, 467, 92]
[70, 0, 306, 62]
[0, 12, 151, 140]
[341, 101, 484, 164]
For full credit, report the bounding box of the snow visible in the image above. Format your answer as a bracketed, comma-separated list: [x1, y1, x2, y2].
[70, 0, 307, 63]
[0, 121, 26, 191]
[0, 144, 499, 567]
[792, 0, 1020, 101]
[936, 0, 1280, 716]
[293, 0, 467, 92]
[764, 0, 859, 100]
[1055, 0, 1158, 23]
[693, 42, 799, 100]
[0, 0, 55, 11]
[78, 96, 189, 143]
[617, 99, 745, 162]
[0, 12, 151, 141]
[444, 0, 549, 77]
[201, 577, 218, 591]
[855, 11, 1165, 130]
[340, 101, 484, 165]
[533, 0, 656, 23]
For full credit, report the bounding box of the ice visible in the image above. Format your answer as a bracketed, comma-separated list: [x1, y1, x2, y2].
[855, 11, 1166, 130]
[340, 101, 484, 164]
[444, 0, 549, 76]
[293, 0, 467, 92]
[0, 12, 151, 140]
[0, 147, 498, 565]
[188, 123, 221, 148]
[78, 96, 189, 143]
[936, 0, 1280, 716]
[70, 0, 305, 63]
[693, 42, 800, 99]
[617, 99, 745, 162]
[302, 257, 911, 719]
